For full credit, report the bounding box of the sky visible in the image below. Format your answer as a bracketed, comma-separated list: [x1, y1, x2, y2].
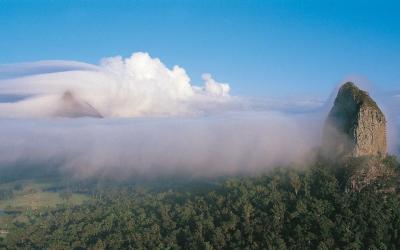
[0, 0, 399, 98]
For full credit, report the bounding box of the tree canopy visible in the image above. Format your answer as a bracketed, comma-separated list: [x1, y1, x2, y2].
[2, 157, 400, 249]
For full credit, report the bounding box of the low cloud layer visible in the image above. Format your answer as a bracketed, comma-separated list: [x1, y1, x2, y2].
[0, 52, 398, 178]
[0, 113, 323, 178]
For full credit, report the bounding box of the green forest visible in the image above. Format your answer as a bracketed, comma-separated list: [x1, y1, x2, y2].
[1, 156, 400, 250]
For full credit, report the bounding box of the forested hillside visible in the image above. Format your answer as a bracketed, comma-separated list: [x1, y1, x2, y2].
[1, 156, 400, 249]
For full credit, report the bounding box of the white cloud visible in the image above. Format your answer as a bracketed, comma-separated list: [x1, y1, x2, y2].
[202, 73, 230, 97]
[0, 52, 231, 118]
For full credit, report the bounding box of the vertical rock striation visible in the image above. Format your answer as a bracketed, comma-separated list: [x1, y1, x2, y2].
[323, 82, 387, 158]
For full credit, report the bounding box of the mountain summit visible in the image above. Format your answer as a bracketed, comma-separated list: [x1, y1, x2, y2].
[323, 82, 387, 158]
[54, 91, 103, 118]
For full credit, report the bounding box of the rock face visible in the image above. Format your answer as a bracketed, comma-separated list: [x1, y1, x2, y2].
[323, 82, 387, 158]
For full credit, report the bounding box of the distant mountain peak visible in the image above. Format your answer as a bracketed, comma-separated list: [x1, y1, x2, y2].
[54, 91, 103, 118]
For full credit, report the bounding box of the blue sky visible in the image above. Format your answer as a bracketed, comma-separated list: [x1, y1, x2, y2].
[0, 0, 399, 98]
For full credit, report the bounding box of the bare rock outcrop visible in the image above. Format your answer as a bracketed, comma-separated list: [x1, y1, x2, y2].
[323, 82, 387, 158]
[322, 82, 395, 191]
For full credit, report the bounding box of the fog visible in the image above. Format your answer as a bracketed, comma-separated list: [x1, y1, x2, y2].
[0, 113, 323, 178]
[0, 52, 398, 178]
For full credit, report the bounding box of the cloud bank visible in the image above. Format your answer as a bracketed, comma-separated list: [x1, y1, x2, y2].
[0, 113, 322, 178]
[0, 52, 231, 118]
[0, 52, 398, 178]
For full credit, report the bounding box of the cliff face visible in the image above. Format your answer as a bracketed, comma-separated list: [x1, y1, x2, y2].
[353, 103, 387, 156]
[323, 82, 387, 158]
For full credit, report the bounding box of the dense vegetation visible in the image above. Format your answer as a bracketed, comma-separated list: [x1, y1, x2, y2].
[1, 157, 400, 250]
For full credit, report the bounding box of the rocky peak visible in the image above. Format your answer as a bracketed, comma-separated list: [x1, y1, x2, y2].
[54, 91, 103, 118]
[323, 82, 387, 158]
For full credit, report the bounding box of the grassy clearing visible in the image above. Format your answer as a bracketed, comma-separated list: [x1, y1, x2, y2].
[0, 178, 90, 240]
[0, 179, 90, 210]
[0, 192, 88, 210]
